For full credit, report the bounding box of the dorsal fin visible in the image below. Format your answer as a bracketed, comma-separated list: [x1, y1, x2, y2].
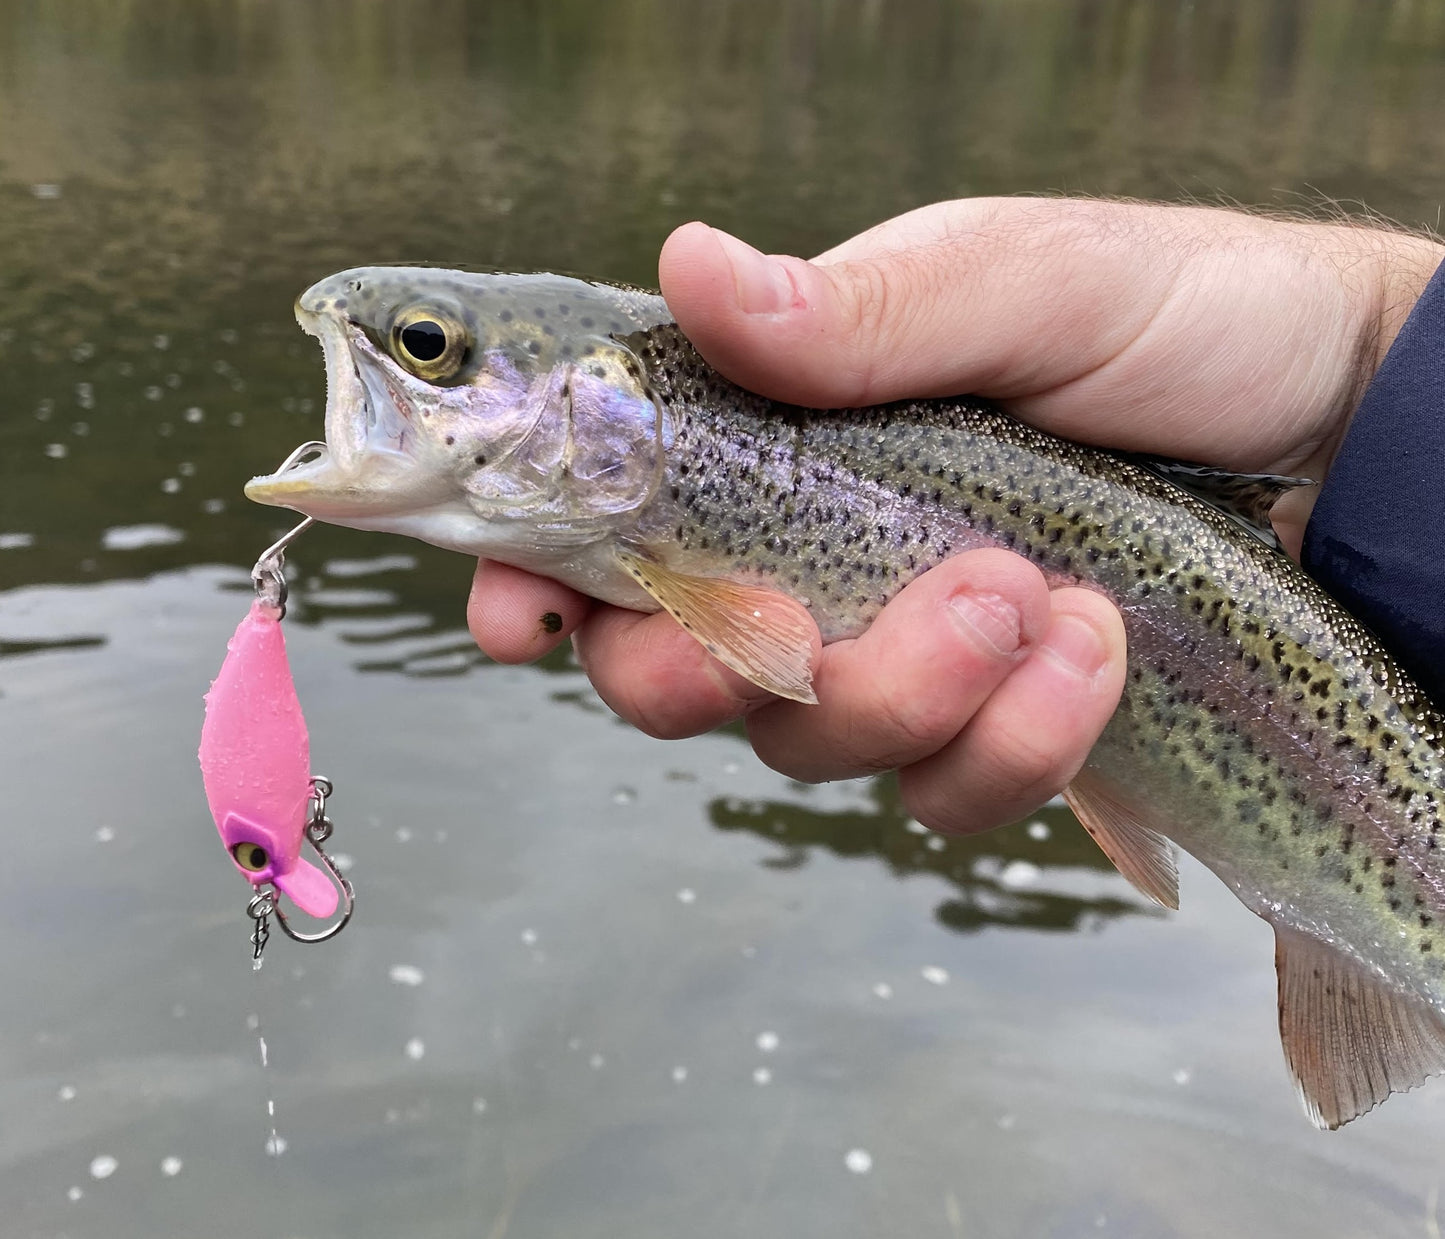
[1126, 454, 1313, 549]
[1274, 924, 1445, 1128]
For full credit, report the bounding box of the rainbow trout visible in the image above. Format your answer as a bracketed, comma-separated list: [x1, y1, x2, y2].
[248, 267, 1445, 1128]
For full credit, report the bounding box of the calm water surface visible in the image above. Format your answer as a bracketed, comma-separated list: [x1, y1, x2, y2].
[5, 3, 1445, 1236]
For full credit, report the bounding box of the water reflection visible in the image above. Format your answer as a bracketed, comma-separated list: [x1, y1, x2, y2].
[711, 780, 1152, 934]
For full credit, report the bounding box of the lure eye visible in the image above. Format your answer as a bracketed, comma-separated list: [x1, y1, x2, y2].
[232, 841, 269, 873]
[390, 306, 469, 382]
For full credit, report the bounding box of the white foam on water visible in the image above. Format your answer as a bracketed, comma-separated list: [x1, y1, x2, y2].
[844, 1148, 873, 1175]
[388, 964, 426, 987]
[921, 965, 950, 986]
[755, 1031, 779, 1053]
[88, 1155, 117, 1180]
[405, 1038, 426, 1061]
[160, 1157, 183, 1177]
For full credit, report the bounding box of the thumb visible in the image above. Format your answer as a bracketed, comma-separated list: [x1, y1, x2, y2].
[657, 199, 1180, 409]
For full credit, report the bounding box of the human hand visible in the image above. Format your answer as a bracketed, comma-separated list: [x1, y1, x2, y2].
[467, 198, 1444, 834]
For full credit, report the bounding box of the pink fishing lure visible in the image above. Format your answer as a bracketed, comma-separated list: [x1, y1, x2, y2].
[199, 600, 339, 919]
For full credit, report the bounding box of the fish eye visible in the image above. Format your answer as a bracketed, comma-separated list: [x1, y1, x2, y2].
[390, 306, 469, 382]
[401, 320, 446, 362]
[232, 841, 269, 872]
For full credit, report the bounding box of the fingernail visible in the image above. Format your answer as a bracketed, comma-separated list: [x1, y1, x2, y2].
[1041, 613, 1110, 677]
[947, 591, 1023, 659]
[711, 227, 800, 315]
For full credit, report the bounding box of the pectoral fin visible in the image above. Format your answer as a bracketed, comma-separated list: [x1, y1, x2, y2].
[1274, 924, 1445, 1129]
[615, 551, 819, 703]
[1063, 768, 1179, 909]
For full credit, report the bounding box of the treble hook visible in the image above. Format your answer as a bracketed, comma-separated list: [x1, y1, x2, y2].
[250, 441, 325, 618]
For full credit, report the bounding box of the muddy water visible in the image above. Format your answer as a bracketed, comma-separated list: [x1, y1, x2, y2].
[5, 3, 1445, 1236]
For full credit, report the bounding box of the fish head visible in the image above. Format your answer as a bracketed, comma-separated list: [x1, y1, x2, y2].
[245, 266, 676, 562]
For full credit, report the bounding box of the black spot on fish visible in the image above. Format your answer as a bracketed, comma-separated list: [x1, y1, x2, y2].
[540, 611, 563, 635]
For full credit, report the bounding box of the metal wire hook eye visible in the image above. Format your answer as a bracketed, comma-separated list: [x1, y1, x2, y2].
[249, 442, 326, 618]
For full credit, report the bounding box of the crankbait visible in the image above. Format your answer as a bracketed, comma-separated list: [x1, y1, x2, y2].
[200, 444, 354, 960]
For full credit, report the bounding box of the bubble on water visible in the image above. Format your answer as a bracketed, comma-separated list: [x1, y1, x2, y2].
[872, 982, 893, 1000]
[228, 410, 245, 427]
[165, 373, 181, 389]
[676, 887, 696, 905]
[567, 1037, 582, 1052]
[740, 945, 757, 959]
[611, 786, 636, 805]
[89, 1155, 118, 1180]
[161, 478, 181, 494]
[921, 965, 950, 986]
[671, 1066, 688, 1083]
[0, 532, 34, 549]
[31, 182, 61, 199]
[72, 341, 95, 362]
[998, 860, 1042, 890]
[202, 498, 225, 515]
[755, 1030, 780, 1053]
[588, 1053, 605, 1070]
[1172, 1067, 1192, 1086]
[178, 461, 196, 477]
[752, 1066, 772, 1085]
[520, 928, 538, 946]
[903, 818, 929, 835]
[94, 825, 115, 843]
[45, 442, 68, 459]
[157, 422, 173, 436]
[102, 524, 184, 550]
[925, 834, 946, 852]
[144, 385, 163, 401]
[330, 851, 355, 873]
[153, 334, 170, 351]
[997, 1112, 1017, 1130]
[160, 1156, 182, 1177]
[58, 1084, 76, 1102]
[245, 1013, 260, 1031]
[844, 1148, 873, 1174]
[395, 827, 413, 843]
[472, 1096, 488, 1114]
[405, 1038, 425, 1061]
[264, 1134, 287, 1156]
[72, 421, 91, 436]
[75, 382, 94, 409]
[722, 760, 740, 775]
[1026, 819, 1050, 840]
[67, 1185, 83, 1201]
[388, 964, 425, 987]
[219, 328, 239, 345]
[171, 1003, 187, 1019]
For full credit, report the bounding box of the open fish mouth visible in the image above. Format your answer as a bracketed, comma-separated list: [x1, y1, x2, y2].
[245, 313, 443, 519]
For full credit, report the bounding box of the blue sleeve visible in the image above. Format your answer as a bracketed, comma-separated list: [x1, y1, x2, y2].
[1302, 256, 1445, 704]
